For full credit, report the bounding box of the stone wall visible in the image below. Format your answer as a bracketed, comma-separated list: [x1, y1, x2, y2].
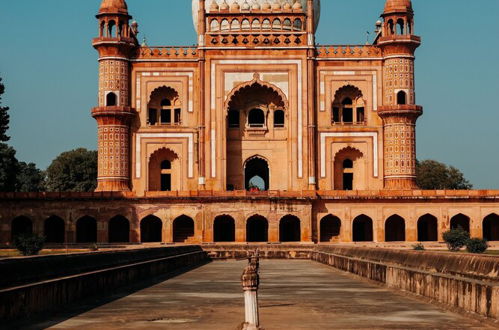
[312, 246, 499, 320]
[0, 246, 208, 321]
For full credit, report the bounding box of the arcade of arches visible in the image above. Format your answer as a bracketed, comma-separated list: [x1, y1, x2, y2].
[2, 200, 499, 245]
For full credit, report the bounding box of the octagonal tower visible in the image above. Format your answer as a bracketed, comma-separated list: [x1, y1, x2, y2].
[92, 0, 138, 191]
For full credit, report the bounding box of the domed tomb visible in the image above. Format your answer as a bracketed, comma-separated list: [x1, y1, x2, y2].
[192, 0, 321, 33]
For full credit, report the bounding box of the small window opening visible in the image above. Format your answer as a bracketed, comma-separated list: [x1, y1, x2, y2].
[388, 20, 394, 35]
[161, 109, 171, 124]
[148, 108, 157, 125]
[161, 99, 171, 107]
[108, 20, 116, 37]
[397, 91, 407, 105]
[332, 107, 340, 123]
[343, 108, 353, 123]
[357, 107, 365, 123]
[174, 108, 181, 124]
[397, 19, 405, 35]
[343, 159, 353, 169]
[274, 110, 285, 128]
[342, 97, 353, 105]
[228, 110, 240, 128]
[106, 92, 117, 106]
[161, 160, 171, 170]
[248, 109, 265, 127]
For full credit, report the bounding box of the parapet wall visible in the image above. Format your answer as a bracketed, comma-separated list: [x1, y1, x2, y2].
[0, 246, 208, 321]
[312, 246, 499, 320]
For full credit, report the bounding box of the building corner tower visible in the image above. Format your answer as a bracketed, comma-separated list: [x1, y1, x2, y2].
[377, 0, 423, 190]
[92, 0, 137, 192]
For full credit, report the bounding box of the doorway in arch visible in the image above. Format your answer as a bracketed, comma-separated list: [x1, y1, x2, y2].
[245, 157, 269, 191]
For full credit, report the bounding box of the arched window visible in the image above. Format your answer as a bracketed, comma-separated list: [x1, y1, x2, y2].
[274, 110, 285, 128]
[334, 148, 364, 191]
[387, 19, 394, 35]
[248, 108, 265, 127]
[221, 19, 230, 31]
[100, 21, 106, 37]
[228, 109, 240, 128]
[245, 157, 269, 191]
[397, 19, 405, 35]
[106, 92, 117, 106]
[332, 86, 366, 125]
[147, 87, 181, 126]
[241, 19, 250, 30]
[272, 19, 282, 30]
[293, 19, 303, 31]
[417, 214, 438, 241]
[283, 19, 292, 31]
[397, 91, 407, 105]
[231, 19, 240, 31]
[483, 214, 499, 241]
[210, 19, 220, 32]
[262, 19, 271, 30]
[108, 20, 116, 37]
[148, 148, 179, 192]
[251, 19, 261, 30]
[407, 19, 413, 34]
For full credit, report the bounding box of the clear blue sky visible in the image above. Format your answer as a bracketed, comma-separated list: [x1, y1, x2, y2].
[0, 0, 498, 188]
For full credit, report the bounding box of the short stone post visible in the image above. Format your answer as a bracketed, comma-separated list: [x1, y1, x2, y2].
[241, 251, 262, 330]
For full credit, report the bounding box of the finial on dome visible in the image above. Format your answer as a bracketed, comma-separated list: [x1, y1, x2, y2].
[98, 0, 128, 15]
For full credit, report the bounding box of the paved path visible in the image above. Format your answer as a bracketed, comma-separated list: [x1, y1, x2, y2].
[26, 260, 492, 330]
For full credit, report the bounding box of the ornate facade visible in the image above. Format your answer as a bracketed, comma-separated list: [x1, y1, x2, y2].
[0, 0, 498, 246]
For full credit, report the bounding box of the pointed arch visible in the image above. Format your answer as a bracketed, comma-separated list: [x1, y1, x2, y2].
[214, 215, 236, 242]
[244, 155, 269, 191]
[140, 215, 162, 242]
[173, 215, 195, 243]
[320, 215, 341, 242]
[148, 148, 180, 192]
[450, 213, 470, 233]
[224, 74, 288, 111]
[417, 214, 438, 241]
[108, 215, 130, 243]
[44, 216, 65, 243]
[334, 147, 364, 190]
[246, 215, 268, 242]
[483, 214, 499, 241]
[279, 215, 301, 242]
[385, 215, 406, 242]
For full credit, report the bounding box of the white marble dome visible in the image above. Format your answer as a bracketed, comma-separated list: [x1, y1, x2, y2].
[192, 0, 321, 33]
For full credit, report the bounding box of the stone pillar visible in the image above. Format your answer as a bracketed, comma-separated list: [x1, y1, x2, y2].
[241, 253, 261, 330]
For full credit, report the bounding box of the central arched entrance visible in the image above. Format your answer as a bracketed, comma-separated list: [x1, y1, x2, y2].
[279, 215, 301, 242]
[246, 215, 268, 242]
[245, 157, 269, 191]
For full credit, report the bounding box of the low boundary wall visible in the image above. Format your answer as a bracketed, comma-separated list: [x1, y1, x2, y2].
[0, 246, 208, 320]
[311, 246, 499, 320]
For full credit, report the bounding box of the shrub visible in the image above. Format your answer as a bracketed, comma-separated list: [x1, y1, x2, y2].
[14, 234, 45, 256]
[465, 238, 488, 254]
[412, 243, 425, 251]
[443, 227, 469, 251]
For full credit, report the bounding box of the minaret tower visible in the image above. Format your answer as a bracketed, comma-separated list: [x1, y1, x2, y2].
[92, 0, 137, 191]
[377, 0, 423, 189]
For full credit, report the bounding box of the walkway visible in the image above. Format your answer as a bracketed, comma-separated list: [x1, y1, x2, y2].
[27, 260, 491, 329]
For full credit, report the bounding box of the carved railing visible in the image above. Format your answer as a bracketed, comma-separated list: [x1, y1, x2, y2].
[316, 45, 382, 58]
[135, 46, 198, 59]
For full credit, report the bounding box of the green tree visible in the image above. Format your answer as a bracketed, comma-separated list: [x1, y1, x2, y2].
[416, 160, 472, 190]
[16, 162, 46, 192]
[45, 148, 98, 192]
[0, 143, 18, 191]
[0, 77, 10, 142]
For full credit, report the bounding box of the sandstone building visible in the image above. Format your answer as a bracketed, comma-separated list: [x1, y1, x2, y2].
[1, 0, 498, 245]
